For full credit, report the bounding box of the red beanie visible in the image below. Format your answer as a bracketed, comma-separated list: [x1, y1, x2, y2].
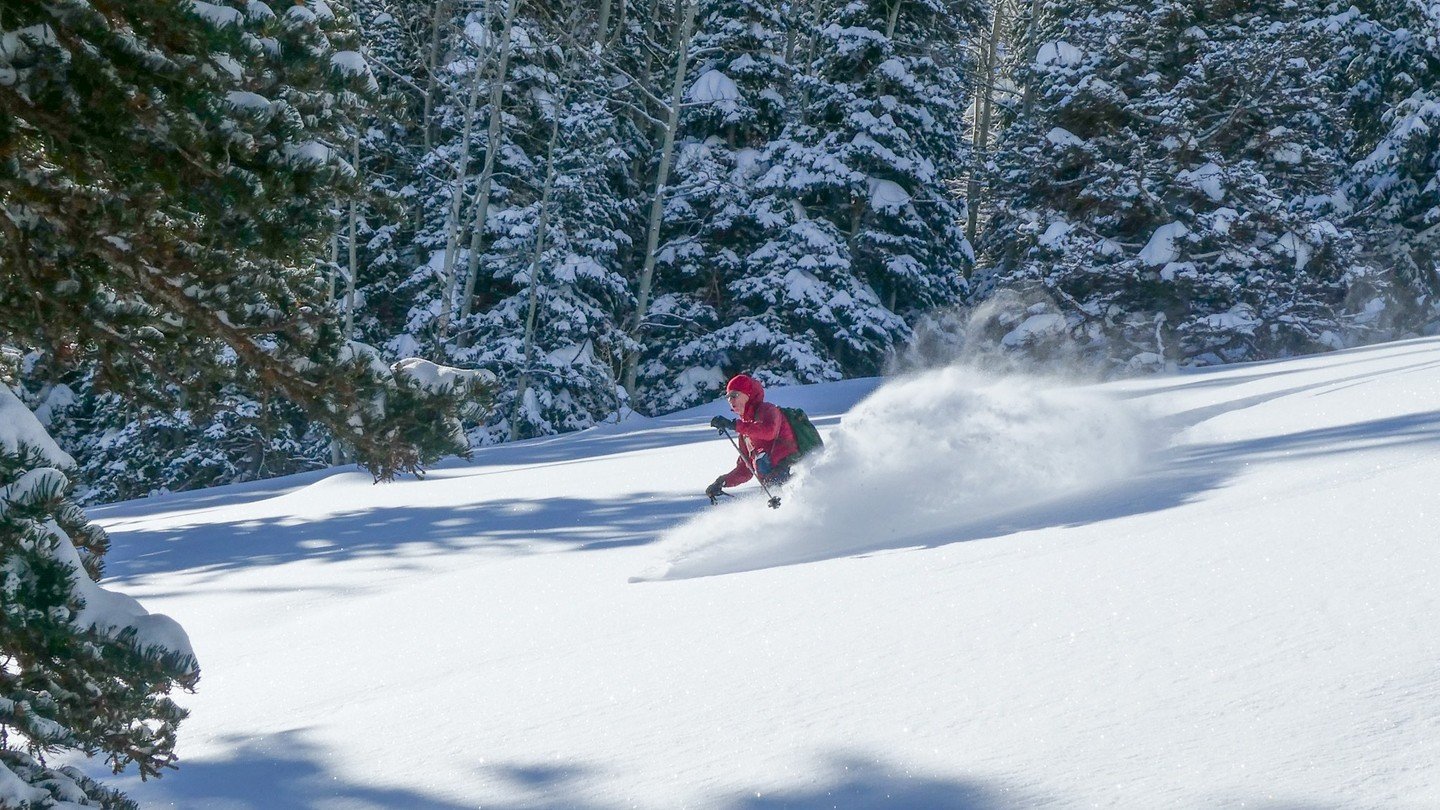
[725, 374, 764, 403]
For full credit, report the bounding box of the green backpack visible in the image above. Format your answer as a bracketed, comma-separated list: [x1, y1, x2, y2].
[779, 406, 824, 459]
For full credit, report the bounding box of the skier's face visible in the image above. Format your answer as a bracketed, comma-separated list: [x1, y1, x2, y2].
[726, 390, 749, 414]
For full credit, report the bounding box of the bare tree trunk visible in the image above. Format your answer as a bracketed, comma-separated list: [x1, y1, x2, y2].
[597, 0, 612, 45]
[966, 4, 1003, 245]
[457, 0, 522, 329]
[510, 81, 568, 439]
[434, 0, 496, 342]
[411, 0, 451, 238]
[620, 0, 697, 400]
[422, 0, 449, 154]
[1020, 0, 1042, 117]
[630, 0, 663, 183]
[328, 230, 339, 308]
[884, 0, 903, 39]
[329, 217, 343, 466]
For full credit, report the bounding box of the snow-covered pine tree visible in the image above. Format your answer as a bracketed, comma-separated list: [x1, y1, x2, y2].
[0, 0, 473, 485]
[962, 0, 1018, 246]
[11, 0, 374, 500]
[454, 5, 641, 440]
[379, 0, 472, 359]
[10, 347, 330, 504]
[730, 0, 982, 386]
[973, 0, 1376, 369]
[339, 0, 434, 349]
[0, 384, 198, 807]
[634, 0, 800, 411]
[620, 0, 700, 403]
[61, 389, 328, 504]
[367, 0, 644, 441]
[815, 0, 979, 314]
[336, 0, 466, 364]
[1335, 0, 1440, 329]
[394, 0, 521, 358]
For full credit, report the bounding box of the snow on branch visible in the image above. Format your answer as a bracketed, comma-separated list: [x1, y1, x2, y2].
[391, 358, 497, 394]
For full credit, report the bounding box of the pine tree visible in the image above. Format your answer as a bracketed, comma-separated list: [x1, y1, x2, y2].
[45, 381, 329, 504]
[344, 0, 437, 353]
[0, 0, 475, 482]
[1337, 0, 1440, 328]
[627, 0, 982, 410]
[622, 0, 701, 402]
[726, 0, 981, 386]
[393, 0, 516, 358]
[357, 0, 648, 440]
[974, 0, 1377, 368]
[0, 386, 198, 807]
[339, 0, 456, 359]
[635, 0, 800, 411]
[456, 7, 641, 440]
[813, 0, 979, 315]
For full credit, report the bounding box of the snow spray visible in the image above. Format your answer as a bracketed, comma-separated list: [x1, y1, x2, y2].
[637, 367, 1147, 580]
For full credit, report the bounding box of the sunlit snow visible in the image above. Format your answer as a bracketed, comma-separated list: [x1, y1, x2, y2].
[81, 338, 1440, 808]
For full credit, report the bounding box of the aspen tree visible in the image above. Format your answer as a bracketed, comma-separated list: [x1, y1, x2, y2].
[622, 0, 698, 398]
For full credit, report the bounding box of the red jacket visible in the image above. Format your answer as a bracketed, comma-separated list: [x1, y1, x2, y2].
[722, 396, 798, 488]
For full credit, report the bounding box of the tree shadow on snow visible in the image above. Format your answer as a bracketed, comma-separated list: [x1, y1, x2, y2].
[100, 490, 698, 588]
[106, 737, 1345, 810]
[468, 750, 1342, 809]
[466, 750, 1039, 810]
[106, 728, 478, 810]
[118, 742, 1040, 810]
[720, 752, 1040, 809]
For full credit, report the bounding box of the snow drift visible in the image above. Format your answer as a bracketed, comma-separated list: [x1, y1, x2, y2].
[642, 366, 1148, 579]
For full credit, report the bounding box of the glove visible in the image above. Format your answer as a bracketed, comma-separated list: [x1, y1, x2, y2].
[709, 415, 736, 432]
[705, 475, 727, 503]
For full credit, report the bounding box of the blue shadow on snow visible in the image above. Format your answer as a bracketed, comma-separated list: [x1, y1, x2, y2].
[101, 490, 697, 588]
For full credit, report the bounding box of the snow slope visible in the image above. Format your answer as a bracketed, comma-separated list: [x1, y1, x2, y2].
[87, 338, 1440, 808]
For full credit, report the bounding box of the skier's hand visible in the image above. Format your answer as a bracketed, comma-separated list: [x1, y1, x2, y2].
[709, 415, 736, 432]
[705, 476, 726, 503]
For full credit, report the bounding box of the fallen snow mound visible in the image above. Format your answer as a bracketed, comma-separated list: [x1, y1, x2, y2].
[641, 367, 1148, 579]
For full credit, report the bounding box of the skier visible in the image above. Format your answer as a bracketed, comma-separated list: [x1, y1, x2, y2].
[705, 374, 798, 502]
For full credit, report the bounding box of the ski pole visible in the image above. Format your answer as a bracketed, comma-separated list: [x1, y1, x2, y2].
[719, 426, 781, 509]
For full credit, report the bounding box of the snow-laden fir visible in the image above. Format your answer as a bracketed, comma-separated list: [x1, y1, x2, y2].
[83, 337, 1440, 808]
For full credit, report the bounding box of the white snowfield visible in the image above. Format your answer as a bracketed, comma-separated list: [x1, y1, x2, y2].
[90, 338, 1440, 808]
